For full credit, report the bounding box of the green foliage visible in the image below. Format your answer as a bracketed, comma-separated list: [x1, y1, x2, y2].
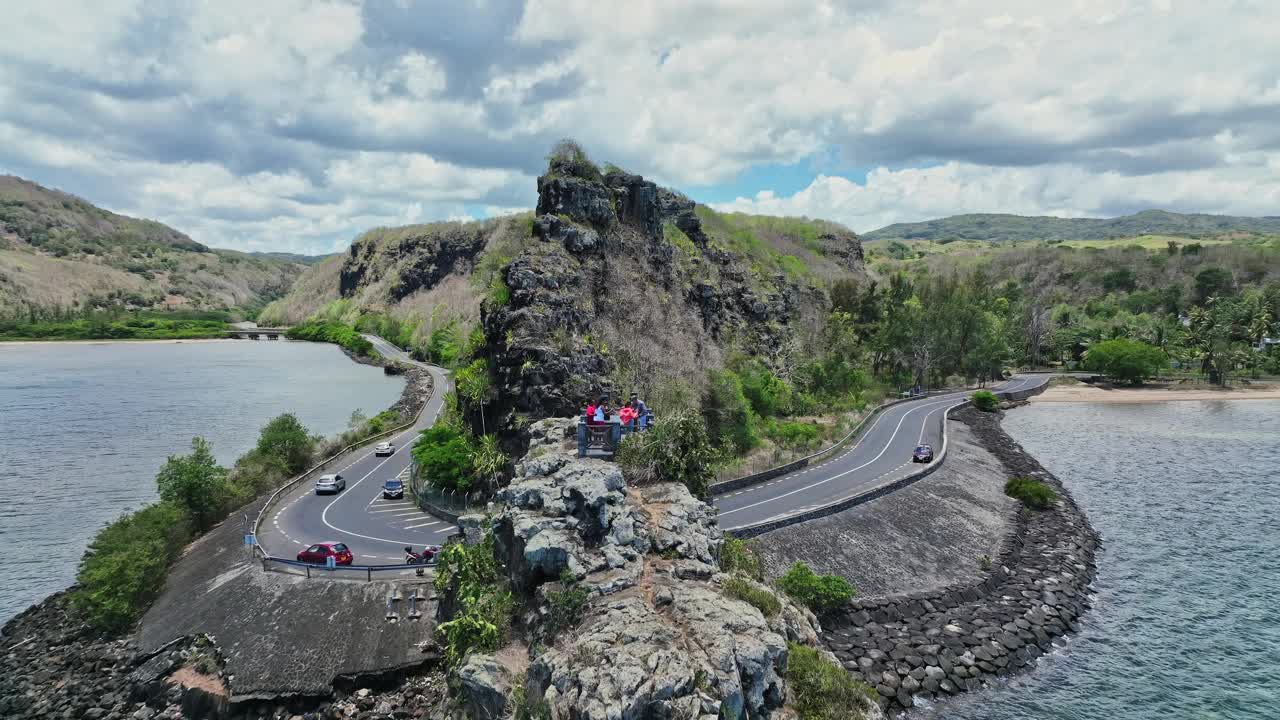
[470, 434, 509, 492]
[719, 537, 762, 580]
[434, 531, 512, 667]
[1004, 476, 1057, 510]
[71, 502, 192, 633]
[764, 420, 821, 450]
[154, 437, 230, 532]
[723, 576, 781, 617]
[615, 411, 716, 499]
[285, 321, 374, 357]
[1195, 266, 1235, 302]
[777, 562, 855, 613]
[1101, 268, 1137, 293]
[702, 369, 759, 454]
[545, 570, 592, 635]
[733, 358, 793, 417]
[786, 643, 877, 720]
[545, 138, 603, 181]
[488, 274, 511, 306]
[412, 424, 477, 492]
[971, 390, 1000, 412]
[1083, 338, 1168, 384]
[422, 319, 462, 366]
[254, 413, 313, 475]
[0, 309, 229, 341]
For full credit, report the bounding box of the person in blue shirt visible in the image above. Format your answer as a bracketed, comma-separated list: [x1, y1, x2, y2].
[628, 393, 650, 429]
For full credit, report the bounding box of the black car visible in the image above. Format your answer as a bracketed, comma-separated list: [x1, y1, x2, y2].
[912, 444, 934, 463]
[382, 478, 405, 499]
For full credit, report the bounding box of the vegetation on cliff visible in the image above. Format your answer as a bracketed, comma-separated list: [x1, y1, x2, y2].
[0, 175, 307, 318]
[864, 209, 1280, 243]
[0, 308, 231, 340]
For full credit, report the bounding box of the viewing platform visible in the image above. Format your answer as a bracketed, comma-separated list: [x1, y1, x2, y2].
[225, 327, 287, 340]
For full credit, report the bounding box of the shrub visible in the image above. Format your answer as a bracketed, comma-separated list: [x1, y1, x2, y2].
[255, 413, 314, 475]
[1083, 338, 1168, 385]
[285, 321, 374, 357]
[723, 576, 781, 617]
[615, 411, 716, 498]
[546, 138, 602, 181]
[971, 389, 1000, 412]
[72, 502, 192, 633]
[1004, 476, 1057, 510]
[412, 424, 477, 492]
[434, 531, 513, 667]
[735, 358, 793, 417]
[766, 420, 821, 450]
[777, 562, 855, 613]
[154, 437, 230, 532]
[702, 369, 759, 454]
[786, 643, 877, 720]
[545, 569, 592, 635]
[719, 537, 762, 580]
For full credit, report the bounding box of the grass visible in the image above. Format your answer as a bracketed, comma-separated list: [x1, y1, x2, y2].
[1004, 476, 1057, 510]
[723, 576, 781, 617]
[786, 643, 878, 720]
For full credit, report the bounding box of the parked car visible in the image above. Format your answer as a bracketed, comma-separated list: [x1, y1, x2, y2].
[314, 473, 346, 494]
[382, 478, 405, 499]
[296, 541, 353, 565]
[374, 442, 395, 457]
[912, 444, 934, 463]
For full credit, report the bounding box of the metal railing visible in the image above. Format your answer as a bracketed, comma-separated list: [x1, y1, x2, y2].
[259, 555, 438, 582]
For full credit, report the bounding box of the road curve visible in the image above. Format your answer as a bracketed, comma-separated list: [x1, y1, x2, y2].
[712, 375, 1051, 532]
[257, 336, 455, 563]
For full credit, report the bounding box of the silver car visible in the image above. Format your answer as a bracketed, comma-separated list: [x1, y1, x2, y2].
[314, 473, 346, 494]
[374, 442, 394, 457]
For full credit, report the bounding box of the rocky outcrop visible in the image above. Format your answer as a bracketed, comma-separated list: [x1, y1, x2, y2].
[462, 419, 882, 720]
[339, 222, 491, 300]
[822, 407, 1100, 712]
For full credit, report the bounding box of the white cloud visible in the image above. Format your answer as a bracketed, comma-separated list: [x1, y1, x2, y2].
[1, 0, 1279, 252]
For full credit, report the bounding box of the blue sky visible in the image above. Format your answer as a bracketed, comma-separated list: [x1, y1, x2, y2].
[2, 1, 1278, 254]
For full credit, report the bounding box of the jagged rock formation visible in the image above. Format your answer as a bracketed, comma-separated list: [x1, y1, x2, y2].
[480, 163, 865, 452]
[459, 419, 883, 720]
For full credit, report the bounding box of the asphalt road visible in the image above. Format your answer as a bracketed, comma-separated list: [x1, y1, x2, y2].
[712, 374, 1051, 532]
[258, 336, 455, 563]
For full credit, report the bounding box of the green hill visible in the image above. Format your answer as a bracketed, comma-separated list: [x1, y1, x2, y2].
[0, 175, 307, 316]
[864, 209, 1280, 243]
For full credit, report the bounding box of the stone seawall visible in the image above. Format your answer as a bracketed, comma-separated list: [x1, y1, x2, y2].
[822, 406, 1101, 712]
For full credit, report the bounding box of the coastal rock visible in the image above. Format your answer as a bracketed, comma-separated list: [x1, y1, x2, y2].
[457, 653, 511, 720]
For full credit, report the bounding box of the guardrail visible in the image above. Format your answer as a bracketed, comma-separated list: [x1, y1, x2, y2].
[410, 482, 491, 524]
[250, 359, 438, 557]
[724, 381, 1049, 538]
[258, 555, 438, 581]
[709, 386, 976, 496]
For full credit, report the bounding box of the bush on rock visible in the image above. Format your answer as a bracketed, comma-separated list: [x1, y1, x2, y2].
[971, 389, 1000, 412]
[786, 643, 878, 720]
[723, 576, 781, 617]
[778, 561, 855, 613]
[1004, 476, 1057, 510]
[615, 411, 716, 499]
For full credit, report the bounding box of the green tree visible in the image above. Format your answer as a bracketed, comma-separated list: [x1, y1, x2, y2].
[255, 413, 313, 475]
[154, 437, 230, 531]
[470, 434, 508, 493]
[615, 411, 716, 498]
[412, 424, 477, 492]
[1082, 338, 1168, 384]
[701, 369, 759, 454]
[1195, 266, 1234, 302]
[455, 359, 493, 434]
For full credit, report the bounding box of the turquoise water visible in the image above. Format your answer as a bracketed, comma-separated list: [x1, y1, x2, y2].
[0, 341, 404, 622]
[913, 400, 1280, 720]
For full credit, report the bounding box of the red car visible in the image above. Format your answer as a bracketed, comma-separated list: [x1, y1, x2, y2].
[297, 542, 353, 566]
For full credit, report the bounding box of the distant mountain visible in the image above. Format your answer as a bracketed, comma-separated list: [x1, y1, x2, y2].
[248, 251, 334, 266]
[863, 209, 1280, 243]
[0, 175, 307, 315]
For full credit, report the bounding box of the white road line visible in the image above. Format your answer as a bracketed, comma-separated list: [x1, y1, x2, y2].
[717, 396, 962, 519]
[368, 507, 416, 514]
[403, 520, 441, 529]
[389, 510, 423, 517]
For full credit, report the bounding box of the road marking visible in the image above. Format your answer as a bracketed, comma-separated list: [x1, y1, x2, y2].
[403, 520, 441, 529]
[368, 507, 416, 514]
[716, 396, 963, 519]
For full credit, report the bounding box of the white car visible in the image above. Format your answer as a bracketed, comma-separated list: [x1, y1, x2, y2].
[314, 473, 346, 494]
[374, 442, 395, 457]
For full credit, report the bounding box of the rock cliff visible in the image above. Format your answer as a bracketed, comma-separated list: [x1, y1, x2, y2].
[454, 419, 883, 720]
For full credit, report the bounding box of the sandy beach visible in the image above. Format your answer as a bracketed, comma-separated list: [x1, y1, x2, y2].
[1032, 383, 1280, 403]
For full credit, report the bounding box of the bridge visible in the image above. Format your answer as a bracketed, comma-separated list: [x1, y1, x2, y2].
[225, 327, 288, 339]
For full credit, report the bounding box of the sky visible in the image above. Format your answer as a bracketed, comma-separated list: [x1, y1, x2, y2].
[2, 1, 1278, 255]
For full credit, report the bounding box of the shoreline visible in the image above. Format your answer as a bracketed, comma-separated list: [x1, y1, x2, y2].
[1032, 383, 1280, 403]
[0, 337, 236, 347]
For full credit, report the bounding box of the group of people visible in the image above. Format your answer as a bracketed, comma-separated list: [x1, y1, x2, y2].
[584, 392, 652, 430]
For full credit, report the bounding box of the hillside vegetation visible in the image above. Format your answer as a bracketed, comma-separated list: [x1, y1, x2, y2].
[0, 175, 307, 318]
[865, 209, 1280, 243]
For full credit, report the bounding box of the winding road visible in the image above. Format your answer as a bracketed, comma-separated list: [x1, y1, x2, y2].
[712, 374, 1052, 532]
[259, 334, 1053, 562]
[257, 336, 456, 563]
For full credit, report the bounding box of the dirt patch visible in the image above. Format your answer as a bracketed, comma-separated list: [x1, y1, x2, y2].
[168, 667, 228, 697]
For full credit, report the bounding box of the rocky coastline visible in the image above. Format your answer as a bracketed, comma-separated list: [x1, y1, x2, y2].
[822, 406, 1101, 712]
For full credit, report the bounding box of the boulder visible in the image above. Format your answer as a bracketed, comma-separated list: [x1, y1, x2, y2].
[456, 654, 511, 720]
